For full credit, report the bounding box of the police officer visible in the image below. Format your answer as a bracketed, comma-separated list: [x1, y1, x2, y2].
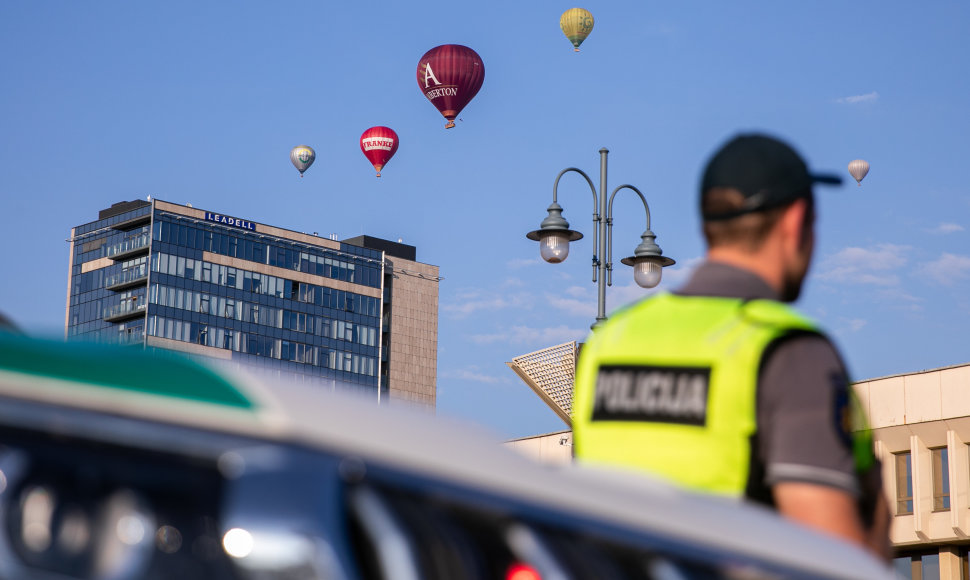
[573, 133, 890, 560]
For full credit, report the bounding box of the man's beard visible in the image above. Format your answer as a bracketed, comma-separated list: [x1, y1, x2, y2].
[779, 274, 803, 303]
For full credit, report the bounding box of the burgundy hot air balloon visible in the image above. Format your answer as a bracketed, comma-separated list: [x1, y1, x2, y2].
[360, 126, 399, 177]
[416, 44, 485, 129]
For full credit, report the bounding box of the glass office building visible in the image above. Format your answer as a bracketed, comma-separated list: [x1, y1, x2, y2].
[66, 199, 439, 408]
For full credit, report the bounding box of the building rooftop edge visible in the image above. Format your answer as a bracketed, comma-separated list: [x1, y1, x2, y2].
[506, 429, 571, 443]
[93, 199, 437, 267]
[855, 360, 970, 384]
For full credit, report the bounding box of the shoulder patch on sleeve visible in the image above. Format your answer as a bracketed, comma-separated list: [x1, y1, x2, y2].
[831, 371, 853, 450]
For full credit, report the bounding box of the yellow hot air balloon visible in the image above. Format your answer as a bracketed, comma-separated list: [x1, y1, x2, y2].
[560, 8, 594, 52]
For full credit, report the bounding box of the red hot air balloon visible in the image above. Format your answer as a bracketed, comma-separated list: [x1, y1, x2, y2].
[360, 126, 399, 177]
[416, 44, 485, 129]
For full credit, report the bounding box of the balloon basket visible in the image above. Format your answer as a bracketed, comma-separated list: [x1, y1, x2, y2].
[444, 121, 456, 129]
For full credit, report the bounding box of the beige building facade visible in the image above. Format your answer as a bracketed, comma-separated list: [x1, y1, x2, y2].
[857, 363, 970, 579]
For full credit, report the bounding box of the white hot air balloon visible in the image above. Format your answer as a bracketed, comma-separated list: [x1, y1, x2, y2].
[848, 159, 869, 186]
[290, 145, 316, 178]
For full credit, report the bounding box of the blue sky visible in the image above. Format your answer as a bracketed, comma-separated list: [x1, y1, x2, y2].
[2, 2, 968, 439]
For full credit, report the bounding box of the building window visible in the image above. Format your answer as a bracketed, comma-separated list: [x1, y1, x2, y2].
[895, 452, 914, 515]
[894, 552, 940, 580]
[281, 341, 295, 361]
[932, 447, 950, 511]
[893, 556, 912, 579]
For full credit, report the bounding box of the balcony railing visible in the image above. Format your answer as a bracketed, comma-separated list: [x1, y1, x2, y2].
[110, 213, 151, 231]
[116, 329, 146, 345]
[105, 233, 150, 261]
[104, 301, 146, 323]
[105, 266, 148, 291]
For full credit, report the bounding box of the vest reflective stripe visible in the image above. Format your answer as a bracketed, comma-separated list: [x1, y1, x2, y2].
[573, 293, 819, 496]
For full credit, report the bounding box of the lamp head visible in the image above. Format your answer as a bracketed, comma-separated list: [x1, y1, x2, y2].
[526, 202, 583, 264]
[619, 229, 675, 288]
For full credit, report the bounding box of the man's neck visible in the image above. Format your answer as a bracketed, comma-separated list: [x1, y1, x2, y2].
[705, 247, 783, 296]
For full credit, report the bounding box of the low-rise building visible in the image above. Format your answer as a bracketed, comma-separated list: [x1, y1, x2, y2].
[857, 362, 970, 579]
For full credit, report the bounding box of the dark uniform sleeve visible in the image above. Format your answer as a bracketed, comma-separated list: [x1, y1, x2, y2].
[756, 334, 861, 496]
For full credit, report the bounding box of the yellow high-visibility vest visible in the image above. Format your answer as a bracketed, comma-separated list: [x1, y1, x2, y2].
[573, 293, 873, 496]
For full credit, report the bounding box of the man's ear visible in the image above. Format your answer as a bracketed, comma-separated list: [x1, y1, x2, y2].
[780, 198, 810, 249]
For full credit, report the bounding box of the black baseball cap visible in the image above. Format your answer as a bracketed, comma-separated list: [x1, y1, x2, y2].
[700, 133, 842, 221]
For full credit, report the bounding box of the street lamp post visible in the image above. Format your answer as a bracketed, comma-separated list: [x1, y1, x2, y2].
[527, 148, 675, 328]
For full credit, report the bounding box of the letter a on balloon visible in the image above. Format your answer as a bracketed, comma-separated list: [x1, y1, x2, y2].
[423, 64, 441, 88]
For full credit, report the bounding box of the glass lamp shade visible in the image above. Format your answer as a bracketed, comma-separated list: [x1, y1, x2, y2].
[633, 260, 662, 288]
[539, 232, 570, 263]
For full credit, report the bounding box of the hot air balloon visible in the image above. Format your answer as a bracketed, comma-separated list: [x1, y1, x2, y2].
[360, 126, 399, 177]
[848, 159, 869, 186]
[290, 145, 315, 178]
[416, 44, 485, 129]
[560, 8, 594, 52]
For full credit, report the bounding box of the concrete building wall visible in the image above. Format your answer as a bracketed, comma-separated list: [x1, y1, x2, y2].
[506, 430, 573, 465]
[64, 226, 77, 335]
[147, 335, 234, 359]
[384, 257, 439, 409]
